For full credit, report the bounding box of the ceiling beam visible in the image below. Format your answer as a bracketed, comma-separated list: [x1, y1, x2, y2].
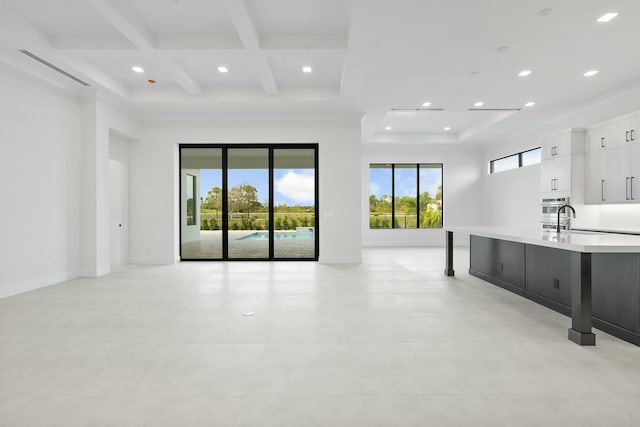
[88, 0, 202, 95]
[53, 35, 347, 53]
[87, 0, 154, 49]
[223, 0, 278, 95]
[61, 57, 130, 98]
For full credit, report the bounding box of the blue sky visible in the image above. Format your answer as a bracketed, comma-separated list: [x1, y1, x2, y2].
[369, 166, 441, 198]
[199, 168, 315, 206]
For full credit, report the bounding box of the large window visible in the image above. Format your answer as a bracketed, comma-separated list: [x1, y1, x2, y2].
[369, 163, 443, 229]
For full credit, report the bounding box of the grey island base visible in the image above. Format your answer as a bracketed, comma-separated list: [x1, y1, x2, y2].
[445, 228, 640, 346]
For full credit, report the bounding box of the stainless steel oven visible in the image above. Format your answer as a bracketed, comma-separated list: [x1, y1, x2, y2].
[541, 197, 570, 231]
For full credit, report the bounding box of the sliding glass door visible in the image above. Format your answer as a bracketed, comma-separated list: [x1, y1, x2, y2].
[180, 148, 223, 259]
[227, 148, 270, 259]
[179, 144, 318, 261]
[273, 148, 316, 259]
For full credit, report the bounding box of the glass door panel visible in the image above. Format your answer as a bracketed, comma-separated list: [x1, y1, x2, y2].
[419, 164, 443, 228]
[273, 148, 316, 259]
[394, 164, 417, 228]
[369, 164, 393, 228]
[227, 148, 269, 259]
[180, 148, 223, 259]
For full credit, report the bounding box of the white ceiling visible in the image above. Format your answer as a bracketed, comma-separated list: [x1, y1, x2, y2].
[1, 0, 640, 144]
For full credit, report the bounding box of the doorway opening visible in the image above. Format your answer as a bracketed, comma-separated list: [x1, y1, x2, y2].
[179, 144, 318, 260]
[109, 158, 127, 265]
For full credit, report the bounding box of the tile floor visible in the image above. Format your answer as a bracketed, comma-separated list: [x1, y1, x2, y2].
[1, 247, 640, 426]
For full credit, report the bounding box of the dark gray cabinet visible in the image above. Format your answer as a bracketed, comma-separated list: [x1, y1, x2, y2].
[469, 236, 524, 293]
[592, 254, 640, 334]
[524, 244, 572, 312]
[468, 236, 640, 345]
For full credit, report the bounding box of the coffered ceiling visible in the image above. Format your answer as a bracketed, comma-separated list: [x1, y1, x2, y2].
[1, 0, 640, 144]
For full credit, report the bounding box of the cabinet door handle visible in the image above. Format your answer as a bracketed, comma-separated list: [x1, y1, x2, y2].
[632, 177, 635, 200]
[601, 137, 605, 147]
[601, 179, 605, 201]
[626, 131, 630, 142]
[626, 177, 630, 200]
[631, 130, 635, 141]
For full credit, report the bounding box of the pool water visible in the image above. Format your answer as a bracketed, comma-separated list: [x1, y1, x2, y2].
[237, 231, 314, 241]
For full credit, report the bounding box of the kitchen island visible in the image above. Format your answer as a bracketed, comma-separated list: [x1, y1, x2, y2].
[445, 227, 640, 346]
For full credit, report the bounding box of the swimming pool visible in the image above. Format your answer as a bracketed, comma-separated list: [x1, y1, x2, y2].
[237, 231, 314, 241]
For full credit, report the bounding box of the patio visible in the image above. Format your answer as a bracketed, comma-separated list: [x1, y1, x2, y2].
[181, 230, 316, 259]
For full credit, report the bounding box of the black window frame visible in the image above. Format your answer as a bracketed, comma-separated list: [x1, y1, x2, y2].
[489, 147, 541, 174]
[369, 162, 443, 229]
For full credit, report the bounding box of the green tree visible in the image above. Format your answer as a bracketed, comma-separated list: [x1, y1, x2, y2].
[369, 195, 378, 212]
[202, 186, 222, 217]
[228, 183, 261, 217]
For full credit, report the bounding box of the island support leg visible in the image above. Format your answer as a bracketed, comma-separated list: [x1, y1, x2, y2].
[445, 231, 455, 276]
[568, 252, 596, 346]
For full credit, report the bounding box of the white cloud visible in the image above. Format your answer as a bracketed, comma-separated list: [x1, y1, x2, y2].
[276, 171, 315, 203]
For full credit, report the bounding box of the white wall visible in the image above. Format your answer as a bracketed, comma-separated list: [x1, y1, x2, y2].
[482, 163, 541, 233]
[362, 144, 484, 246]
[0, 67, 83, 297]
[79, 98, 140, 276]
[128, 116, 363, 264]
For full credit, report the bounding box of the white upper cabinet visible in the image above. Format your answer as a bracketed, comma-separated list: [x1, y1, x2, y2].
[584, 113, 640, 204]
[585, 150, 607, 203]
[541, 131, 581, 160]
[586, 123, 612, 151]
[540, 129, 584, 198]
[605, 146, 632, 202]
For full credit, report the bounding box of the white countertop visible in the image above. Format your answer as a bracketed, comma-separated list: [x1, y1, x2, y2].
[446, 226, 640, 253]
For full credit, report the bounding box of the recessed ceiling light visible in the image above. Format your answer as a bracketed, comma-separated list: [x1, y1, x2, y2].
[131, 66, 144, 73]
[217, 66, 228, 73]
[474, 101, 484, 107]
[422, 101, 432, 107]
[536, 8, 552, 17]
[584, 70, 599, 77]
[597, 12, 618, 22]
[302, 66, 312, 73]
[444, 126, 451, 131]
[385, 126, 392, 131]
[496, 46, 509, 53]
[518, 70, 532, 77]
[525, 101, 536, 107]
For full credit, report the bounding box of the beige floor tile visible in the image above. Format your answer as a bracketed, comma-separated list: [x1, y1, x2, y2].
[2, 247, 640, 426]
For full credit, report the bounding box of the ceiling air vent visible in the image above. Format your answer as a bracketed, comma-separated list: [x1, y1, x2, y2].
[19, 49, 90, 87]
[390, 108, 445, 112]
[468, 108, 521, 111]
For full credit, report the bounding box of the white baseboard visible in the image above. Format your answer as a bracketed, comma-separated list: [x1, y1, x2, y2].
[127, 257, 176, 265]
[0, 271, 79, 299]
[318, 255, 362, 264]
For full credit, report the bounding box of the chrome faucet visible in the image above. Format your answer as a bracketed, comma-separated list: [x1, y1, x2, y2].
[557, 204, 576, 233]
